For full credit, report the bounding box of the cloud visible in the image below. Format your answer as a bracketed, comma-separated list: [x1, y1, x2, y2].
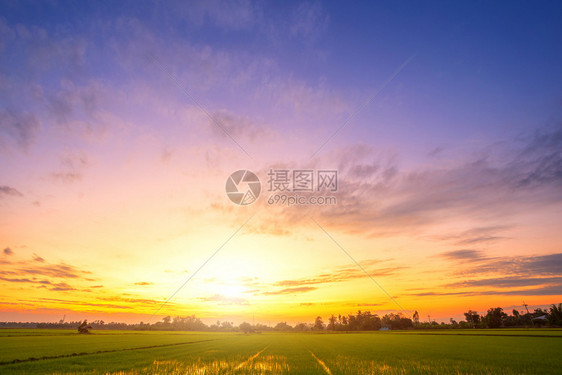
[177, 0, 259, 30]
[13, 263, 92, 279]
[517, 125, 562, 187]
[435, 226, 510, 246]
[134, 281, 154, 286]
[97, 296, 165, 306]
[0, 186, 23, 198]
[460, 253, 562, 277]
[0, 257, 92, 280]
[440, 249, 487, 262]
[446, 276, 562, 289]
[290, 1, 330, 41]
[409, 252, 562, 298]
[50, 152, 89, 184]
[0, 276, 76, 291]
[46, 81, 105, 130]
[295, 124, 562, 239]
[407, 285, 562, 297]
[0, 277, 33, 283]
[481, 285, 562, 296]
[273, 260, 404, 288]
[3, 247, 14, 255]
[209, 110, 274, 142]
[48, 282, 75, 291]
[0, 20, 96, 151]
[428, 146, 445, 157]
[263, 286, 317, 295]
[31, 297, 141, 310]
[0, 109, 40, 149]
[456, 236, 505, 245]
[50, 171, 83, 184]
[200, 294, 249, 305]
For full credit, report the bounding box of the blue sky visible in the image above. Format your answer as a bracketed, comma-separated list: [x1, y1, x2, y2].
[3, 0, 560, 159]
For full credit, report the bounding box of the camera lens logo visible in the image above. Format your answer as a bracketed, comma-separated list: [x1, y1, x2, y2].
[225, 170, 261, 205]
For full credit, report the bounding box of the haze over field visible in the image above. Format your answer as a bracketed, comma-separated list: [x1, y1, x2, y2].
[1, 1, 561, 325]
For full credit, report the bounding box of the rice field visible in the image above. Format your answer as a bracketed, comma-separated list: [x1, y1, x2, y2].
[0, 329, 561, 374]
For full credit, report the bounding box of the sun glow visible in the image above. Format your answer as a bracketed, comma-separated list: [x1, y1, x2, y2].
[218, 284, 246, 298]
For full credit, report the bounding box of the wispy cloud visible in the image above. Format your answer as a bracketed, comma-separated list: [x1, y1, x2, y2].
[0, 109, 40, 149]
[32, 254, 45, 263]
[0, 276, 76, 291]
[26, 297, 143, 311]
[0, 186, 23, 198]
[49, 152, 89, 184]
[459, 253, 562, 277]
[12, 263, 92, 279]
[200, 294, 249, 305]
[0, 254, 93, 285]
[290, 1, 330, 41]
[272, 124, 562, 239]
[410, 252, 562, 298]
[446, 276, 562, 289]
[3, 247, 14, 255]
[439, 249, 488, 262]
[408, 285, 562, 297]
[263, 286, 317, 295]
[176, 0, 259, 30]
[269, 259, 403, 291]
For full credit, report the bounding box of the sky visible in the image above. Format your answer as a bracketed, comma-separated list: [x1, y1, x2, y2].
[1, 0, 561, 325]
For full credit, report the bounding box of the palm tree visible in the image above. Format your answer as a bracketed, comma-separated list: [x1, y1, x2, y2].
[548, 303, 562, 326]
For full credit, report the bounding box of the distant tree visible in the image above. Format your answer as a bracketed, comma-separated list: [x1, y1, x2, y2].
[162, 316, 171, 325]
[362, 312, 382, 330]
[413, 311, 420, 325]
[382, 313, 412, 330]
[484, 307, 507, 328]
[464, 310, 480, 328]
[294, 322, 309, 331]
[348, 315, 357, 330]
[239, 322, 253, 334]
[274, 322, 293, 331]
[548, 303, 562, 326]
[313, 316, 325, 331]
[327, 315, 337, 331]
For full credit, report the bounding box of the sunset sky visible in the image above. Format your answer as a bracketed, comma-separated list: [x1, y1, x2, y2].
[1, 1, 561, 325]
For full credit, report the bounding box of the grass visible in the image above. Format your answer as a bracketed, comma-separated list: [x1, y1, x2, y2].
[0, 329, 560, 374]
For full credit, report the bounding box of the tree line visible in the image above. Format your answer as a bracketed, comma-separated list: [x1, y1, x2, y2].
[1, 303, 560, 332]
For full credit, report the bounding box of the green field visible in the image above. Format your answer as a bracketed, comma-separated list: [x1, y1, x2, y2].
[1, 329, 561, 374]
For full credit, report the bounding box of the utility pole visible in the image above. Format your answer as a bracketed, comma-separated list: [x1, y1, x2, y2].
[523, 301, 534, 327]
[523, 301, 530, 315]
